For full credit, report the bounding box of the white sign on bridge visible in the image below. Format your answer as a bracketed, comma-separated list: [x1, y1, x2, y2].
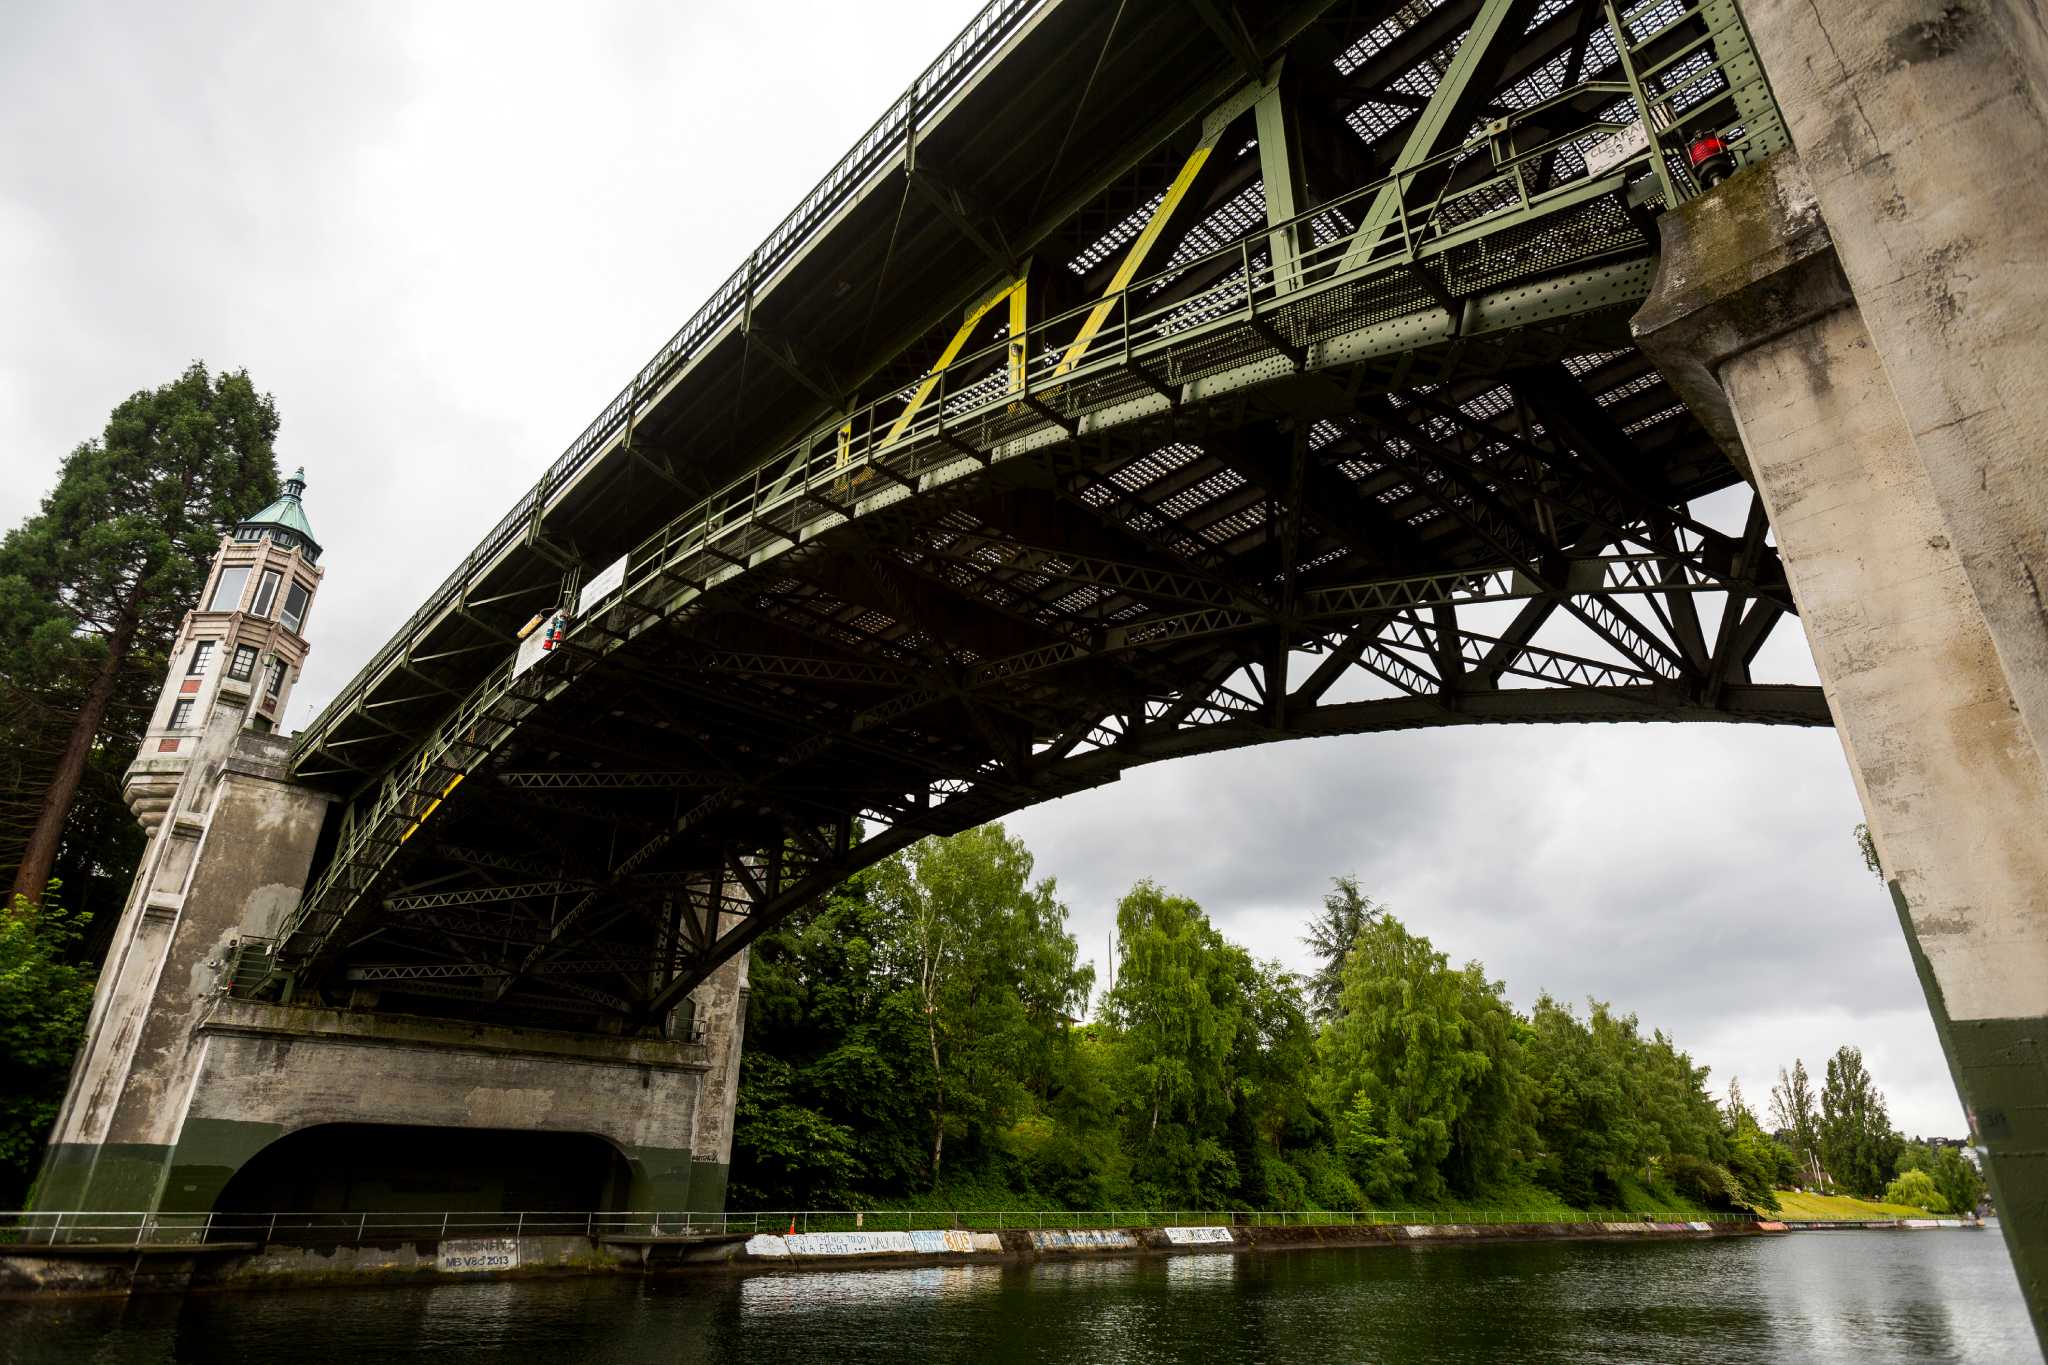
[437, 1237, 520, 1273]
[577, 554, 629, 616]
[1584, 121, 1649, 177]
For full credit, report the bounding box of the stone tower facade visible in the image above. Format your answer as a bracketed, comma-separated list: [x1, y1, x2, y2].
[34, 473, 337, 1212]
[123, 468, 324, 831]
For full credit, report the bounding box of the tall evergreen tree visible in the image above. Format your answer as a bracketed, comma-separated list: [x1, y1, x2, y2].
[1302, 875, 1381, 1021]
[1, 363, 280, 905]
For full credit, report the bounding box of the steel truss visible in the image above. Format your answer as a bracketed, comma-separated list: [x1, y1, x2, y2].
[249, 0, 1815, 1028]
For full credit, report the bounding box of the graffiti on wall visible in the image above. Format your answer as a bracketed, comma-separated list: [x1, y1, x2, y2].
[784, 1231, 918, 1256]
[1162, 1226, 1233, 1245]
[1029, 1229, 1137, 1250]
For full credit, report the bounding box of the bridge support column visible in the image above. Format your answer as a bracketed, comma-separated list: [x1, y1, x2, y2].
[1635, 150, 2048, 1338]
[35, 727, 332, 1213]
[35, 720, 749, 1222]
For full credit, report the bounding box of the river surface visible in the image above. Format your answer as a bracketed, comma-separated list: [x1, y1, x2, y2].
[3, 1228, 2037, 1363]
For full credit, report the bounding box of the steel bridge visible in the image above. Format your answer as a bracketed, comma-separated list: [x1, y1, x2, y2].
[249, 0, 1821, 1030]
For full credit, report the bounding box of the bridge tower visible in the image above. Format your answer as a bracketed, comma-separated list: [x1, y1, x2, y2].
[35, 471, 746, 1219]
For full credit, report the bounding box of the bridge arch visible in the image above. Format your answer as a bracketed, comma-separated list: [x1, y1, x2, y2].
[247, 0, 1822, 1038]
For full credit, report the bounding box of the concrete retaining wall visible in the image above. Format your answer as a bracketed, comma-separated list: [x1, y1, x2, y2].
[3, 1216, 1985, 1298]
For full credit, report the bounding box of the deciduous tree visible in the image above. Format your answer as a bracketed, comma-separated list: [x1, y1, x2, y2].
[1819, 1045, 1902, 1198]
[1, 889, 97, 1203]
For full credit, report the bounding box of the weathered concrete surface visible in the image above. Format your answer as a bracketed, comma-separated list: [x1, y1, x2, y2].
[1743, 0, 2048, 784]
[683, 888, 750, 1213]
[176, 999, 714, 1211]
[1634, 150, 2048, 1340]
[37, 736, 744, 1218]
[38, 729, 332, 1212]
[1630, 153, 1852, 478]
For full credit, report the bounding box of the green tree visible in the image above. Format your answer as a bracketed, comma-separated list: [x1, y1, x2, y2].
[1102, 881, 1245, 1204]
[1302, 875, 1381, 1021]
[1, 363, 280, 905]
[735, 867, 931, 1200]
[868, 823, 1091, 1188]
[1524, 995, 1632, 1204]
[1769, 1059, 1824, 1187]
[1819, 1045, 1903, 1197]
[1, 889, 98, 1203]
[1883, 1167, 1947, 1213]
[1313, 912, 1523, 1203]
[1896, 1140, 1984, 1216]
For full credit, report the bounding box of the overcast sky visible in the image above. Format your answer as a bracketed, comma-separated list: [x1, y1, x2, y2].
[0, 1, 1963, 1137]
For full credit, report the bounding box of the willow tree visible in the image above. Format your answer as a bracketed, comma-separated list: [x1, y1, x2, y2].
[2, 364, 279, 905]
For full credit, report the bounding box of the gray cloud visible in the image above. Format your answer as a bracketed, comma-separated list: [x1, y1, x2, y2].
[1, 0, 1963, 1138]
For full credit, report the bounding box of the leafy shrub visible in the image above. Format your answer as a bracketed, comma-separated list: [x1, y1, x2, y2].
[1292, 1146, 1367, 1212]
[1883, 1168, 1948, 1213]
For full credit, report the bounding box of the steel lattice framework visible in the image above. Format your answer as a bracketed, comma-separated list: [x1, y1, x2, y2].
[245, 0, 1821, 1030]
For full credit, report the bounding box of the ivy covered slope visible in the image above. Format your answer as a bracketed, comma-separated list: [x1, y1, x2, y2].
[731, 824, 1956, 1218]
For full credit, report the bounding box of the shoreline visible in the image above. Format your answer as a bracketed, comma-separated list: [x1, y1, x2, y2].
[0, 1214, 1983, 1301]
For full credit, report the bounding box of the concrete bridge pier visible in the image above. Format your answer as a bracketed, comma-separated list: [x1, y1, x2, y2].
[1635, 2, 2048, 1330]
[35, 723, 749, 1221]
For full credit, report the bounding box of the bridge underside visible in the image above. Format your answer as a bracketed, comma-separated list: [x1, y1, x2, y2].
[261, 0, 1825, 1030]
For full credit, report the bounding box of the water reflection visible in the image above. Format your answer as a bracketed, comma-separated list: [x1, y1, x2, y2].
[0, 1228, 2034, 1364]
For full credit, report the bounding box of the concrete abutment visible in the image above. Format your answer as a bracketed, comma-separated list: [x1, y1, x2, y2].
[33, 721, 747, 1223]
[1635, 134, 2048, 1339]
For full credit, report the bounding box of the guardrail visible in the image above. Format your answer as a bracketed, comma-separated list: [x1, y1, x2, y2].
[1, 1206, 1785, 1249]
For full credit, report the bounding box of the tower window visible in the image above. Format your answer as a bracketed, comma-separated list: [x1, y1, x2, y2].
[250, 570, 282, 619]
[228, 644, 258, 681]
[265, 660, 287, 700]
[208, 566, 250, 612]
[169, 699, 195, 729]
[187, 640, 216, 675]
[281, 582, 311, 634]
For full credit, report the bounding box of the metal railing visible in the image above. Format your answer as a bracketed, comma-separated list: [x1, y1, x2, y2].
[1, 1206, 1806, 1250]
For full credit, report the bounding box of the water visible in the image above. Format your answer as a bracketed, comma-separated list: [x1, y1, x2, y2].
[3, 1229, 2036, 1363]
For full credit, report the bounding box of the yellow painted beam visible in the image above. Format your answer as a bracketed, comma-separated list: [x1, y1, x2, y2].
[881, 277, 1026, 448]
[398, 770, 464, 846]
[1053, 141, 1214, 378]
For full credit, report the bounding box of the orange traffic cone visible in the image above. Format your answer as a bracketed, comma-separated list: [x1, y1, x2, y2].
[787, 1219, 796, 1236]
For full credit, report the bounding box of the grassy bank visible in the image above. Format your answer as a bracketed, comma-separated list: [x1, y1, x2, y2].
[808, 1175, 1726, 1230]
[1772, 1190, 1936, 1220]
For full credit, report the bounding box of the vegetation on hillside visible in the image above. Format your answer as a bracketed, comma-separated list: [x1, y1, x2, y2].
[733, 822, 1953, 1217]
[0, 889, 98, 1204]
